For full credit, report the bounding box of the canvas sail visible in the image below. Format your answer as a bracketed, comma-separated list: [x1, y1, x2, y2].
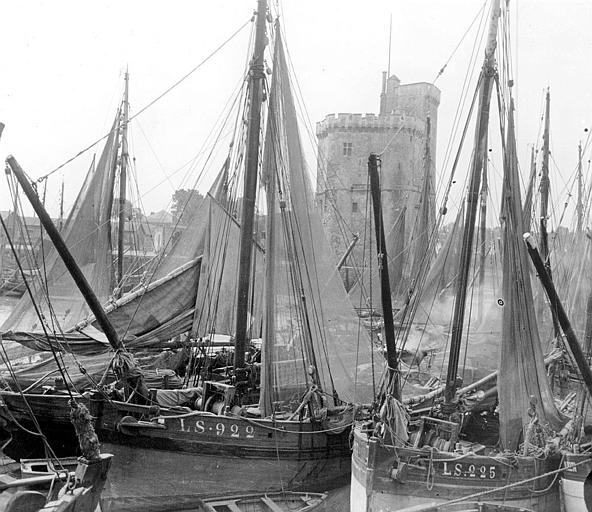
[2, 108, 230, 354]
[348, 208, 406, 312]
[259, 31, 374, 415]
[1, 115, 120, 346]
[559, 233, 592, 337]
[408, 205, 464, 325]
[147, 173, 223, 281]
[497, 102, 565, 450]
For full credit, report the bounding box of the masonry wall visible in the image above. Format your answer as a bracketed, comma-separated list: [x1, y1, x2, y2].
[316, 76, 440, 274]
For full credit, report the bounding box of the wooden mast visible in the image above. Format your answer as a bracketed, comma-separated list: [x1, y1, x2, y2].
[116, 70, 130, 298]
[477, 134, 488, 323]
[577, 141, 583, 233]
[410, 115, 432, 281]
[444, 0, 500, 404]
[58, 175, 65, 231]
[523, 145, 536, 230]
[538, 88, 560, 336]
[0, 124, 4, 276]
[368, 153, 400, 400]
[525, 235, 592, 399]
[6, 155, 124, 351]
[233, 0, 267, 384]
[539, 88, 551, 267]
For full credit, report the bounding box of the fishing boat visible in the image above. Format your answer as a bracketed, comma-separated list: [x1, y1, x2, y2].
[0, 453, 112, 512]
[0, 2, 374, 511]
[560, 452, 592, 512]
[350, 1, 574, 510]
[523, 238, 592, 512]
[0, 71, 204, 357]
[1, 72, 127, 349]
[0, 390, 112, 512]
[524, 96, 592, 512]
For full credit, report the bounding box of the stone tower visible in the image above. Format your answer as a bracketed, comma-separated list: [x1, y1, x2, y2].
[316, 73, 440, 284]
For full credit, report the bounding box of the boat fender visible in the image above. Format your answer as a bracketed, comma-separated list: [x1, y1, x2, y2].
[5, 490, 46, 512]
[211, 400, 225, 415]
[231, 405, 243, 416]
[390, 462, 408, 483]
[116, 416, 138, 432]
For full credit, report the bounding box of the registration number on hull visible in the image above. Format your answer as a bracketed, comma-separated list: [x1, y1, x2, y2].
[441, 461, 497, 479]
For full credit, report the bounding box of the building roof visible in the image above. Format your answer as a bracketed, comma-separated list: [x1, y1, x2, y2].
[146, 210, 173, 224]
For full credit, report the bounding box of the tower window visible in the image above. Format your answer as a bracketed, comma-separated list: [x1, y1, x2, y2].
[343, 142, 353, 156]
[352, 202, 359, 213]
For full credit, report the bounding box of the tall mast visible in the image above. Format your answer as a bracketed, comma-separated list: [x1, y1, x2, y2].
[444, 0, 500, 403]
[539, 88, 551, 266]
[59, 175, 65, 231]
[577, 141, 583, 233]
[233, 0, 268, 384]
[411, 116, 432, 282]
[477, 133, 488, 323]
[523, 145, 536, 231]
[368, 153, 400, 399]
[6, 156, 123, 351]
[116, 71, 129, 298]
[0, 124, 4, 275]
[538, 88, 560, 336]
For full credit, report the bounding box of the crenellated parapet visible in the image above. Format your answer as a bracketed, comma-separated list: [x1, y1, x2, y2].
[316, 112, 425, 138]
[315, 72, 440, 273]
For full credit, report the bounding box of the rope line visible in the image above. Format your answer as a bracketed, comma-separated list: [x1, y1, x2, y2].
[36, 18, 252, 183]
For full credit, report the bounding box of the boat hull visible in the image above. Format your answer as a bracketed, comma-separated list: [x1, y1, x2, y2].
[351, 424, 560, 512]
[0, 391, 351, 512]
[101, 445, 341, 511]
[560, 452, 592, 512]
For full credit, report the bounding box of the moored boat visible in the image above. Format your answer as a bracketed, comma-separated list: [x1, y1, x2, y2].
[350, 1, 572, 510]
[0, 2, 374, 511]
[560, 452, 592, 512]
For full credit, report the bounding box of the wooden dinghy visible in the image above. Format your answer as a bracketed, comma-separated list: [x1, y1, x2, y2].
[192, 492, 327, 512]
[0, 453, 112, 512]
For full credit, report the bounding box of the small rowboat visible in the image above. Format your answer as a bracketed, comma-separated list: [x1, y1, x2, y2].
[192, 492, 327, 512]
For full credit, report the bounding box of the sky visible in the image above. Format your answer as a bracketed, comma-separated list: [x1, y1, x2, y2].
[1, 0, 591, 230]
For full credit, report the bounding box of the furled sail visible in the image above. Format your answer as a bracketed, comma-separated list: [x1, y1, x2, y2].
[259, 30, 374, 415]
[497, 102, 565, 450]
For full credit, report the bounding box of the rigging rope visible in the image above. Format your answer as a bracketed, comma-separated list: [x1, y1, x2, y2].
[35, 18, 252, 184]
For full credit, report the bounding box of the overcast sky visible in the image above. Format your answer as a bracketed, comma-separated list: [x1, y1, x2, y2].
[1, 0, 590, 229]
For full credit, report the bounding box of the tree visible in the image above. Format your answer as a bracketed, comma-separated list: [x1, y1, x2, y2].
[111, 197, 134, 221]
[171, 189, 206, 225]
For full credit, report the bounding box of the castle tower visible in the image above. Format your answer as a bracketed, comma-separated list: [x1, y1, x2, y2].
[316, 73, 440, 286]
